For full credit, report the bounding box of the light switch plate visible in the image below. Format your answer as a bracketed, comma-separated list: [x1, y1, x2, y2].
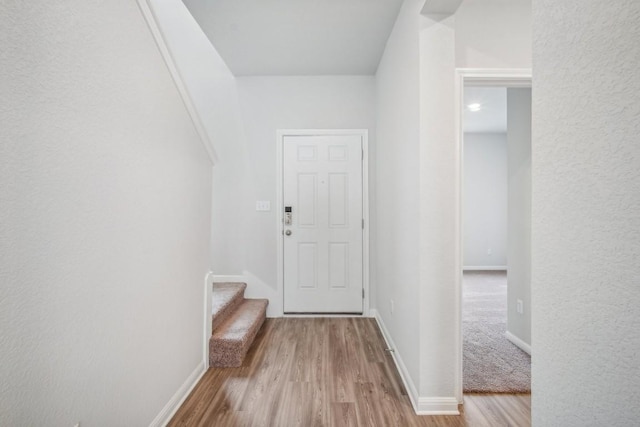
[256, 201, 271, 211]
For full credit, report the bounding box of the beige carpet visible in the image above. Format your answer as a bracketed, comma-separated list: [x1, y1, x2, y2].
[463, 271, 531, 393]
[210, 282, 268, 368]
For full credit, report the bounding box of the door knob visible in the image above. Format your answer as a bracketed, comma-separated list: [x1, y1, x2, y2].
[285, 229, 292, 236]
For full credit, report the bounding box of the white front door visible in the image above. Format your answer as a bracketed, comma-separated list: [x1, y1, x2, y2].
[283, 134, 363, 313]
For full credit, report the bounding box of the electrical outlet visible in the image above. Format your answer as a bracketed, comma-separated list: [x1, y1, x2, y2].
[517, 299, 524, 314]
[390, 299, 394, 314]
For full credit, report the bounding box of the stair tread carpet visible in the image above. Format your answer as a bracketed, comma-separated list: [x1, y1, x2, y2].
[212, 282, 246, 331]
[210, 298, 268, 368]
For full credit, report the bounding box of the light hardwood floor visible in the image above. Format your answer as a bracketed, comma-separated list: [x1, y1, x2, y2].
[169, 318, 530, 426]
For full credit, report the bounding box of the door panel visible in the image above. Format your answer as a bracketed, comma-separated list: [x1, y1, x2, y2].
[328, 173, 349, 227]
[297, 174, 317, 227]
[329, 242, 348, 289]
[283, 134, 363, 313]
[297, 243, 317, 288]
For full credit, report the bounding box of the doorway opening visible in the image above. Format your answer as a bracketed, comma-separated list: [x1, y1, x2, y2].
[455, 70, 532, 399]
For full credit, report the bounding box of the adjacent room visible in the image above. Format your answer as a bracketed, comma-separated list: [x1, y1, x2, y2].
[462, 86, 532, 394]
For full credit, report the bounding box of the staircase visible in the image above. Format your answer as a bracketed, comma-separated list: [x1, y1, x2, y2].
[210, 282, 268, 368]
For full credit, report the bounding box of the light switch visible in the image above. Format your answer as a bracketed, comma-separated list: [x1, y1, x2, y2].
[256, 201, 271, 211]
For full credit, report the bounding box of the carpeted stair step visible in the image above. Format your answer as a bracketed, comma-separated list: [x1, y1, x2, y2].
[212, 282, 246, 332]
[209, 298, 268, 368]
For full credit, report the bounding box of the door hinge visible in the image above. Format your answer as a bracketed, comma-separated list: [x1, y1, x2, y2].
[362, 219, 364, 229]
[362, 288, 365, 299]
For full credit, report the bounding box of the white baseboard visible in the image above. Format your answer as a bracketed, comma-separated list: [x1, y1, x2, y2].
[149, 361, 206, 427]
[369, 310, 420, 412]
[463, 266, 507, 271]
[370, 310, 459, 416]
[416, 397, 461, 415]
[505, 330, 531, 355]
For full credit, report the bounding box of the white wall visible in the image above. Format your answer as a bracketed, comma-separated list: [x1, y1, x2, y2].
[417, 0, 531, 406]
[232, 76, 376, 315]
[532, 1, 640, 424]
[0, 1, 211, 426]
[506, 88, 531, 347]
[150, 1, 377, 318]
[418, 11, 459, 406]
[455, 0, 532, 69]
[148, 0, 247, 277]
[375, 0, 423, 404]
[463, 133, 508, 268]
[375, 0, 531, 410]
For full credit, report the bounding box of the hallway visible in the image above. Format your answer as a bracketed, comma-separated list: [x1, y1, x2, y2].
[170, 318, 530, 426]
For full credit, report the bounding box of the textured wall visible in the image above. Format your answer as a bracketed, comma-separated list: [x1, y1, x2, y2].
[532, 1, 640, 424]
[506, 88, 531, 346]
[463, 133, 508, 268]
[0, 1, 211, 425]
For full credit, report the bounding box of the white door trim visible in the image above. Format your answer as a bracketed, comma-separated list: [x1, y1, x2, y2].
[454, 69, 532, 402]
[277, 129, 370, 317]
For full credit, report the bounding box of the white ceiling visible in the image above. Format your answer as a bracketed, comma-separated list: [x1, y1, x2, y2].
[463, 87, 507, 133]
[182, 0, 404, 76]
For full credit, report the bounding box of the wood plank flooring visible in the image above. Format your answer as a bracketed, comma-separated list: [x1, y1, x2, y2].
[169, 318, 530, 427]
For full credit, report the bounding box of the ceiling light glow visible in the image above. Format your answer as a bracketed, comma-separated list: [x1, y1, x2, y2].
[467, 103, 482, 112]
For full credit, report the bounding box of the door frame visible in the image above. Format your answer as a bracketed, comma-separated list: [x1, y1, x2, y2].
[276, 129, 370, 317]
[454, 69, 532, 402]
